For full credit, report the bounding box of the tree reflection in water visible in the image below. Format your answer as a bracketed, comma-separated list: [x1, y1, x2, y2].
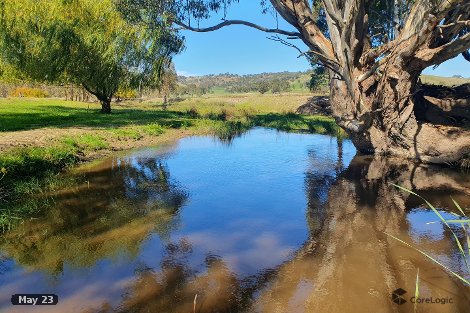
[254, 149, 470, 313]
[0, 152, 188, 274]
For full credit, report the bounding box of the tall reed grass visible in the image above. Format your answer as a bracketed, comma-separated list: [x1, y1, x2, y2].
[385, 185, 470, 285]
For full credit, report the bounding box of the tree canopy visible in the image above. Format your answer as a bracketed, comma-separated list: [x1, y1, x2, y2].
[0, 0, 184, 113]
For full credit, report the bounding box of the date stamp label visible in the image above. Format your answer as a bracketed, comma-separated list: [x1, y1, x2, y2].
[11, 294, 58, 305]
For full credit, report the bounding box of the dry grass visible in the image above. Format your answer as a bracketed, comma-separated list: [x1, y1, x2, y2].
[420, 75, 470, 87]
[160, 92, 316, 118]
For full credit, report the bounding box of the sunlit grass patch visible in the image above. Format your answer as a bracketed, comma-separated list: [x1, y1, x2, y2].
[0, 145, 79, 181]
[108, 128, 143, 140]
[63, 134, 109, 151]
[138, 123, 166, 136]
[168, 93, 312, 117]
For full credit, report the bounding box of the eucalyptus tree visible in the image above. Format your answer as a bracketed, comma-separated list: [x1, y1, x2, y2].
[119, 0, 470, 164]
[0, 0, 183, 113]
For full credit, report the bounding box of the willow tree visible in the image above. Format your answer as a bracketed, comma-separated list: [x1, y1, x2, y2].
[120, 0, 470, 163]
[0, 0, 183, 113]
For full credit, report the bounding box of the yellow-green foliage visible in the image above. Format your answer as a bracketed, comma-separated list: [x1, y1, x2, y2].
[9, 87, 49, 98]
[116, 88, 139, 99]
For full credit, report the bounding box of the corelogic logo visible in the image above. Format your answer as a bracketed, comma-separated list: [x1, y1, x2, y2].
[392, 288, 407, 305]
[391, 287, 454, 306]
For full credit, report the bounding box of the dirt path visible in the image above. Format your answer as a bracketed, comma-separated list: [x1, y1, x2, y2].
[0, 127, 100, 151]
[0, 126, 207, 161]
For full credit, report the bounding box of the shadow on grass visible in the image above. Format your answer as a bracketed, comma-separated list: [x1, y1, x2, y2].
[0, 105, 196, 132]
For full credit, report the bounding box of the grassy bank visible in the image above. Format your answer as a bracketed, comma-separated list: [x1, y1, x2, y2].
[0, 95, 341, 228]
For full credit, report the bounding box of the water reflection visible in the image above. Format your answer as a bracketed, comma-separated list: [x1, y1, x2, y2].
[0, 129, 470, 312]
[1, 150, 188, 275]
[254, 155, 470, 312]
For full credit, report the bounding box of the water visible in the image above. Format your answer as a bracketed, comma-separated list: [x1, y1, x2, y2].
[0, 128, 469, 312]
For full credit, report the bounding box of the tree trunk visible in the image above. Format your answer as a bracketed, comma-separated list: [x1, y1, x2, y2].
[100, 98, 112, 114]
[315, 1, 470, 165]
[330, 63, 470, 164]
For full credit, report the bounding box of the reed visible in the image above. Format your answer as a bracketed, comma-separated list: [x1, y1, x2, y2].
[385, 185, 470, 285]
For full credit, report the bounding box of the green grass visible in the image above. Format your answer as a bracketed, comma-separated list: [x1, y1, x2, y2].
[0, 143, 81, 224]
[0, 98, 192, 132]
[0, 144, 79, 181]
[63, 134, 109, 150]
[251, 113, 341, 135]
[108, 128, 143, 140]
[209, 86, 228, 94]
[0, 95, 338, 135]
[167, 92, 316, 117]
[139, 123, 166, 136]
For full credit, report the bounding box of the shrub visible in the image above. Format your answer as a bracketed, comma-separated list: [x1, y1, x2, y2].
[116, 88, 138, 99]
[9, 87, 49, 98]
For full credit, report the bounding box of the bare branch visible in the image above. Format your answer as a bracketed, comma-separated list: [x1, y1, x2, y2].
[417, 31, 470, 66]
[267, 35, 303, 54]
[267, 35, 342, 77]
[436, 19, 470, 29]
[174, 20, 301, 38]
[307, 50, 341, 67]
[360, 40, 396, 66]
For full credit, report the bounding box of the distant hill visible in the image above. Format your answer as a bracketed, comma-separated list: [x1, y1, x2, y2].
[176, 71, 469, 95]
[420, 75, 470, 87]
[177, 71, 313, 94]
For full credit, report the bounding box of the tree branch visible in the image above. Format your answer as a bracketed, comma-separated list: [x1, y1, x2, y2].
[267, 35, 342, 77]
[321, 0, 344, 30]
[463, 50, 470, 62]
[360, 39, 396, 66]
[270, 0, 335, 58]
[174, 20, 301, 38]
[417, 31, 470, 66]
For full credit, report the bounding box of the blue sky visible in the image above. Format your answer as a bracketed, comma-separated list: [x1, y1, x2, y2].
[173, 2, 469, 77]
